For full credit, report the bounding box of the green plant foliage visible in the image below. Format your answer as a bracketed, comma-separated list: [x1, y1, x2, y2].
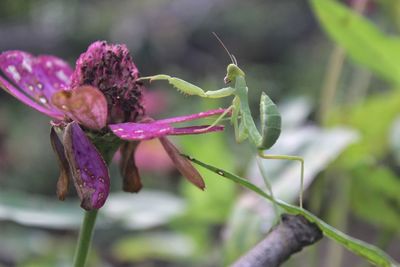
[329, 90, 400, 168]
[187, 155, 399, 267]
[351, 166, 400, 231]
[327, 90, 400, 231]
[111, 232, 194, 263]
[311, 0, 400, 85]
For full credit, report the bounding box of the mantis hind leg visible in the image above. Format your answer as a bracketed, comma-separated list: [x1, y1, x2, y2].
[257, 151, 305, 209]
[256, 155, 281, 219]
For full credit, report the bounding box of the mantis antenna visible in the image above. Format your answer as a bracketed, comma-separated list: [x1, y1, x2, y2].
[212, 32, 238, 65]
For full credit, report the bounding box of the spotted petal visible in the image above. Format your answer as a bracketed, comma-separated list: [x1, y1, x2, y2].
[156, 108, 226, 124]
[52, 85, 108, 130]
[63, 122, 110, 210]
[109, 109, 227, 141]
[0, 77, 63, 119]
[110, 123, 224, 140]
[0, 51, 73, 118]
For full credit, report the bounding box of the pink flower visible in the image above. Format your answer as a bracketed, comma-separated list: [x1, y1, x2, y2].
[0, 41, 226, 210]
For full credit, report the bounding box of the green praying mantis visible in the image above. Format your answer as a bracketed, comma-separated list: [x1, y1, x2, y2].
[139, 34, 305, 209]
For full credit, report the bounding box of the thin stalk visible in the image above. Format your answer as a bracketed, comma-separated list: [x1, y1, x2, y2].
[317, 0, 369, 124]
[73, 210, 99, 267]
[318, 45, 346, 124]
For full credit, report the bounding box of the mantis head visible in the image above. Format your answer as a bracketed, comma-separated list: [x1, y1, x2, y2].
[224, 64, 245, 84]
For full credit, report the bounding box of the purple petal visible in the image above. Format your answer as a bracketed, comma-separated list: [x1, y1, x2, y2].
[109, 109, 227, 141]
[0, 76, 64, 119]
[110, 122, 172, 140]
[0, 51, 73, 118]
[110, 122, 224, 141]
[156, 108, 226, 124]
[63, 122, 110, 210]
[52, 85, 108, 130]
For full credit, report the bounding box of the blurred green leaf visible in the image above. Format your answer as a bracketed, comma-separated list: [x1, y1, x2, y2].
[311, 0, 400, 85]
[330, 90, 400, 168]
[102, 191, 186, 230]
[0, 190, 186, 230]
[351, 166, 400, 231]
[0, 191, 82, 229]
[111, 231, 195, 262]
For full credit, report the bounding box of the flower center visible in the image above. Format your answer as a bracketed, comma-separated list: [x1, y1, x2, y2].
[71, 41, 145, 123]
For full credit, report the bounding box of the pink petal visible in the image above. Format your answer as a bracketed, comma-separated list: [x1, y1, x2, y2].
[110, 122, 173, 140]
[156, 108, 226, 124]
[51, 85, 108, 130]
[0, 76, 64, 119]
[0, 51, 73, 112]
[109, 122, 224, 141]
[109, 109, 227, 141]
[63, 122, 110, 210]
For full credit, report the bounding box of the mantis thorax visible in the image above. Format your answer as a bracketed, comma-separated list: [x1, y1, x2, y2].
[224, 64, 245, 84]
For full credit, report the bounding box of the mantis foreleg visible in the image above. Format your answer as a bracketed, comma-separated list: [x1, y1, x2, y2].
[139, 75, 235, 99]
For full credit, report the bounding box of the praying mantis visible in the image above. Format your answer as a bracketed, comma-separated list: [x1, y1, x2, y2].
[139, 35, 305, 209]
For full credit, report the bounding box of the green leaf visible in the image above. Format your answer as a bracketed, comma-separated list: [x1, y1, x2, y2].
[185, 155, 399, 267]
[350, 166, 400, 231]
[111, 232, 195, 262]
[310, 0, 400, 85]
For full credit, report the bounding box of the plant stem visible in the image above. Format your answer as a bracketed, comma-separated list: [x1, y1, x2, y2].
[73, 210, 98, 267]
[317, 0, 369, 125]
[318, 45, 346, 124]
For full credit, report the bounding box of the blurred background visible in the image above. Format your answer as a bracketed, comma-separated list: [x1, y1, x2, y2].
[0, 0, 400, 266]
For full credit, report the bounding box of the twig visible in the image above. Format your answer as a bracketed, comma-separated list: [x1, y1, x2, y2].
[231, 214, 323, 267]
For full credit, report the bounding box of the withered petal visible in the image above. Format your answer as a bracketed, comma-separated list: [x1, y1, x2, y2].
[119, 141, 142, 193]
[159, 137, 205, 190]
[50, 127, 70, 201]
[52, 86, 108, 130]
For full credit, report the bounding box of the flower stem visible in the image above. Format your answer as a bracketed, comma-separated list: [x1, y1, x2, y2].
[73, 210, 98, 267]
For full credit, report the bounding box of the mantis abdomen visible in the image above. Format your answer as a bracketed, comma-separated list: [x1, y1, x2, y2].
[259, 92, 281, 150]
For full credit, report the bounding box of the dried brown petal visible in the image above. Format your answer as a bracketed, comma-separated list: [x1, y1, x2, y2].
[119, 141, 142, 192]
[50, 127, 70, 200]
[159, 137, 205, 190]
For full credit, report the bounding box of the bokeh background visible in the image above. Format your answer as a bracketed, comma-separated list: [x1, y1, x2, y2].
[0, 0, 399, 266]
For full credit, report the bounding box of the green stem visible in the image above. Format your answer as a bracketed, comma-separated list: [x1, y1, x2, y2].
[318, 45, 346, 125]
[73, 210, 98, 267]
